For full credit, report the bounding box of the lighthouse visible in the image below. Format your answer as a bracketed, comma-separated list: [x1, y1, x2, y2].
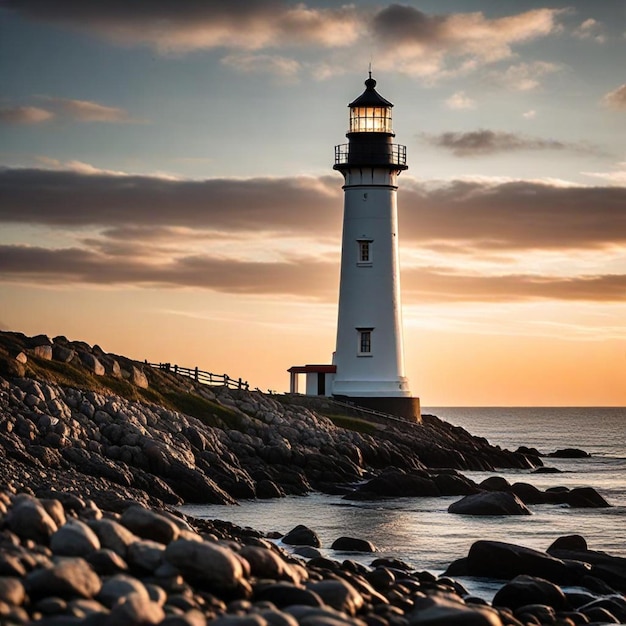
[288, 74, 420, 421]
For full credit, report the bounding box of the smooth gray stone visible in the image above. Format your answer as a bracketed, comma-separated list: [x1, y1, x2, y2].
[51, 519, 101, 557]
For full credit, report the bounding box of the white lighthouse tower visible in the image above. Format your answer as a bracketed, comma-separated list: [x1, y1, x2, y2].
[288, 74, 420, 421]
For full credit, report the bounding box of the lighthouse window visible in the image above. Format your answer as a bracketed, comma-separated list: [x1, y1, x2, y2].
[359, 241, 370, 263]
[357, 239, 373, 266]
[358, 330, 372, 355]
[350, 106, 392, 133]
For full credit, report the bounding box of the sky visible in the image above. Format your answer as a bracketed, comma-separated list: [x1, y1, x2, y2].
[1, 0, 625, 406]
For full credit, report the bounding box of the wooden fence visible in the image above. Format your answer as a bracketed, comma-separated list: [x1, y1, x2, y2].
[146, 362, 249, 391]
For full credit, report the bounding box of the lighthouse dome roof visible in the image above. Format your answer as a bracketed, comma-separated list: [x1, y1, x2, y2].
[348, 74, 393, 108]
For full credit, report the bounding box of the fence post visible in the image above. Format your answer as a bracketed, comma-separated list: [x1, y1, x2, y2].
[174, 364, 178, 374]
[194, 367, 199, 381]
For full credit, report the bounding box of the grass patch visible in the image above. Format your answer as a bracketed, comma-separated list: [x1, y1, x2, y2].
[164, 391, 242, 429]
[324, 413, 380, 435]
[26, 357, 100, 390]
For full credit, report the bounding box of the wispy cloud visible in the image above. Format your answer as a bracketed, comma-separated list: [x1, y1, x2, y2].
[582, 162, 626, 185]
[1, 98, 138, 125]
[444, 91, 475, 110]
[2, 1, 569, 86]
[602, 83, 626, 111]
[421, 129, 597, 157]
[573, 18, 606, 43]
[221, 54, 301, 81]
[488, 61, 560, 91]
[42, 97, 136, 122]
[0, 1, 361, 53]
[371, 6, 565, 78]
[0, 105, 54, 124]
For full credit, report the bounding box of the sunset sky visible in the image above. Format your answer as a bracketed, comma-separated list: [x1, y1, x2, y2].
[1, 0, 625, 406]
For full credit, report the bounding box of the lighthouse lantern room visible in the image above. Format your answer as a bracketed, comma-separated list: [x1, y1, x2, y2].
[288, 74, 420, 422]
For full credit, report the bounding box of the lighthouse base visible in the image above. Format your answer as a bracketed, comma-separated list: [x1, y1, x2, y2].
[333, 395, 421, 423]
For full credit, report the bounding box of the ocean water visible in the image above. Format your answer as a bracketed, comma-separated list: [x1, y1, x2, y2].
[181, 407, 626, 598]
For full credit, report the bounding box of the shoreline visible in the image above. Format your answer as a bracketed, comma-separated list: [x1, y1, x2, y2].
[1, 331, 625, 623]
[2, 487, 626, 625]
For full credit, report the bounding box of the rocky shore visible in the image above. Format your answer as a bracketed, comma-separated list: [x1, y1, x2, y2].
[1, 490, 625, 625]
[0, 331, 541, 510]
[1, 330, 623, 625]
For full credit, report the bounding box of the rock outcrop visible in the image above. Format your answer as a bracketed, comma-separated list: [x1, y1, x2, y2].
[0, 331, 542, 510]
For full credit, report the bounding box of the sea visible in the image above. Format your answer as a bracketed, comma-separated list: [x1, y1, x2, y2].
[181, 407, 626, 599]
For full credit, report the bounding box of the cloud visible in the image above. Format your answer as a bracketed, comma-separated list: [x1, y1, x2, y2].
[573, 18, 606, 43]
[0, 167, 341, 233]
[0, 1, 361, 53]
[1, 167, 625, 254]
[2, 243, 625, 305]
[403, 268, 626, 303]
[42, 97, 135, 122]
[602, 84, 626, 111]
[221, 54, 301, 80]
[0, 244, 336, 300]
[1, 167, 625, 304]
[421, 129, 595, 156]
[0, 105, 54, 124]
[522, 110, 536, 119]
[444, 91, 475, 110]
[489, 61, 560, 91]
[583, 162, 626, 186]
[399, 178, 626, 250]
[370, 6, 565, 78]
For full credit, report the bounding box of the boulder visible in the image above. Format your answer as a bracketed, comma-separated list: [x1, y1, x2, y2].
[6, 498, 58, 543]
[306, 579, 364, 616]
[256, 479, 284, 499]
[492, 575, 567, 611]
[129, 366, 149, 389]
[478, 476, 511, 492]
[563, 487, 610, 508]
[164, 539, 244, 590]
[547, 535, 588, 553]
[548, 448, 590, 458]
[52, 345, 75, 363]
[407, 603, 503, 625]
[331, 536, 377, 553]
[107, 591, 165, 625]
[239, 546, 301, 584]
[510, 482, 547, 505]
[120, 505, 181, 544]
[0, 577, 26, 606]
[254, 582, 323, 609]
[462, 541, 580, 586]
[344, 470, 440, 500]
[25, 557, 102, 600]
[293, 546, 323, 559]
[282, 525, 321, 548]
[579, 597, 626, 623]
[127, 539, 166, 573]
[88, 518, 138, 559]
[98, 574, 150, 608]
[448, 492, 531, 516]
[79, 352, 105, 376]
[432, 472, 479, 496]
[30, 344, 52, 360]
[50, 518, 101, 557]
[514, 604, 556, 625]
[86, 549, 129, 576]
